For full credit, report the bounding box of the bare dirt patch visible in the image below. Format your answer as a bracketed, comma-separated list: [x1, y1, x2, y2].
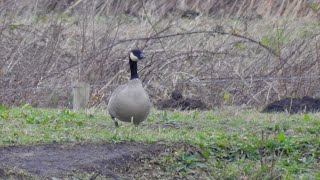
[0, 141, 190, 179]
[157, 90, 208, 110]
[262, 96, 320, 113]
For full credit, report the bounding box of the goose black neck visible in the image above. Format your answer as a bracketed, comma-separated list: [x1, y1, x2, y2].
[129, 59, 139, 80]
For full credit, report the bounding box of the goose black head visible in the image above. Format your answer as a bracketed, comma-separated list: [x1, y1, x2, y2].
[129, 49, 145, 80]
[129, 49, 145, 62]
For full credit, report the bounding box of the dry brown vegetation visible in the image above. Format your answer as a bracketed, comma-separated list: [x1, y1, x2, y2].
[0, 0, 320, 108]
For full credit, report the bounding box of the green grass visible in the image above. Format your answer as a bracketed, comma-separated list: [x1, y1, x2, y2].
[0, 104, 320, 179]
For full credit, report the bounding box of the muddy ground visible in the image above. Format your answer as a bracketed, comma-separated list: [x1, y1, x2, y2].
[157, 90, 208, 110]
[0, 141, 191, 179]
[262, 96, 320, 113]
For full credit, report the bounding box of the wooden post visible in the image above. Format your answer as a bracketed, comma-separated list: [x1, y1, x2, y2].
[73, 82, 90, 110]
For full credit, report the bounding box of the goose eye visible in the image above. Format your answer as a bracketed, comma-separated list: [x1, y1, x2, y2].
[139, 53, 145, 59]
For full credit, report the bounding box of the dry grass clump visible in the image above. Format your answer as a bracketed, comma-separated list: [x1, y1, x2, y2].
[0, 1, 320, 108]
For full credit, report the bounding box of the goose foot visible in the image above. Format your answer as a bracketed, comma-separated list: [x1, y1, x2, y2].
[111, 116, 119, 128]
[114, 121, 119, 128]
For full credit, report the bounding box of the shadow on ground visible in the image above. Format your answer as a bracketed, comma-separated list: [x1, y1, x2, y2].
[0, 141, 193, 179]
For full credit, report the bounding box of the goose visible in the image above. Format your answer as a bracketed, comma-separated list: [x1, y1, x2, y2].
[107, 49, 151, 127]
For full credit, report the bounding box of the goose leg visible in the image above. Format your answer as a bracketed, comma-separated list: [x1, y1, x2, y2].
[111, 116, 119, 127]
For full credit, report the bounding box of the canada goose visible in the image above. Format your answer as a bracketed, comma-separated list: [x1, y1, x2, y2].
[108, 49, 151, 127]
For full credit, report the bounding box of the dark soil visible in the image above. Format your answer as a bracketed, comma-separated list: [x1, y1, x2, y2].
[158, 90, 207, 110]
[0, 141, 191, 179]
[262, 96, 320, 113]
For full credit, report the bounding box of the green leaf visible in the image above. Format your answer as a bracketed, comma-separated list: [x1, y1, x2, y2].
[20, 102, 26, 107]
[261, 36, 270, 46]
[61, 109, 76, 118]
[197, 132, 206, 140]
[278, 132, 285, 142]
[181, 154, 200, 164]
[223, 91, 231, 102]
[303, 112, 310, 122]
[0, 112, 9, 120]
[21, 103, 33, 110]
[0, 105, 8, 110]
[74, 120, 84, 126]
[86, 113, 94, 118]
[26, 116, 35, 124]
[234, 42, 245, 50]
[200, 148, 210, 159]
[41, 116, 49, 125]
[198, 142, 210, 159]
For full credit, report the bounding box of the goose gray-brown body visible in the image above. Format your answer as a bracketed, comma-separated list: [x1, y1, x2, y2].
[107, 49, 151, 126]
[108, 79, 151, 125]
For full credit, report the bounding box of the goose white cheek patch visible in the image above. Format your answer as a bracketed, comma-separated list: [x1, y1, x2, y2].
[130, 52, 139, 62]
